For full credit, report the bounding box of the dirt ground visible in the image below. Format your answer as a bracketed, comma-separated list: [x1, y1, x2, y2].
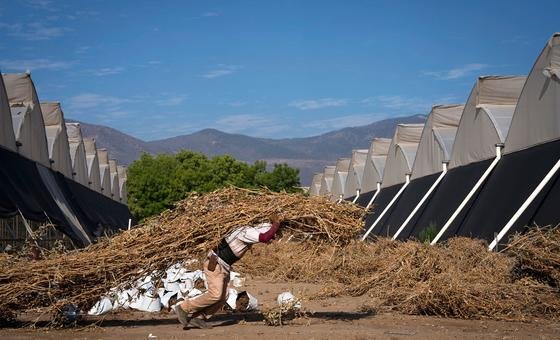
[2, 280, 560, 339]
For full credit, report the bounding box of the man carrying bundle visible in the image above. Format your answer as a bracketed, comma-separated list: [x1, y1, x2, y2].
[175, 214, 283, 329]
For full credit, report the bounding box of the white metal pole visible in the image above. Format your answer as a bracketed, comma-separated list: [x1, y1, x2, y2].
[489, 157, 560, 251]
[431, 145, 503, 245]
[362, 175, 410, 241]
[352, 190, 360, 204]
[128, 218, 132, 230]
[366, 183, 382, 210]
[393, 163, 448, 240]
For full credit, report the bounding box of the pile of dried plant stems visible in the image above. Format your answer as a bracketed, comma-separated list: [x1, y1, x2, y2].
[0, 187, 365, 320]
[2, 187, 560, 324]
[239, 233, 560, 321]
[506, 227, 560, 287]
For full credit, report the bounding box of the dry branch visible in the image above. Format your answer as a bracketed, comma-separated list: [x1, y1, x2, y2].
[0, 187, 365, 320]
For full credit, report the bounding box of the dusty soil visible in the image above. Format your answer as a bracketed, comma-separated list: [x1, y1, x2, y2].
[2, 280, 559, 339]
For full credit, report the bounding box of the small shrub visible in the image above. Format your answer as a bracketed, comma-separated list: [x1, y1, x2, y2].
[419, 222, 438, 244]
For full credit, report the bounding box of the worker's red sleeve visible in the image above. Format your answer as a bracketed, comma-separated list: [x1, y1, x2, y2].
[258, 222, 280, 243]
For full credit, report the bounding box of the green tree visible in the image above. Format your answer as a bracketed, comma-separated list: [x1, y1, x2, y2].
[127, 153, 185, 219]
[255, 163, 301, 192]
[127, 151, 301, 221]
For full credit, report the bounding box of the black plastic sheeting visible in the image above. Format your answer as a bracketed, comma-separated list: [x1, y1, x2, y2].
[363, 184, 401, 239]
[395, 159, 493, 241]
[0, 146, 67, 224]
[449, 139, 560, 245]
[377, 173, 440, 238]
[355, 190, 375, 208]
[0, 145, 133, 246]
[61, 176, 132, 235]
[344, 195, 356, 202]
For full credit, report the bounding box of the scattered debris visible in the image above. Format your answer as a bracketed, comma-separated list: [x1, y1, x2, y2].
[264, 294, 308, 326]
[0, 188, 365, 323]
[277, 292, 301, 310]
[239, 234, 560, 321]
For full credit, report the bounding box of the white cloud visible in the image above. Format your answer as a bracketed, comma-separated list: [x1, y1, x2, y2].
[361, 94, 461, 114]
[22, 0, 54, 10]
[214, 114, 287, 135]
[228, 100, 247, 107]
[86, 66, 126, 76]
[0, 22, 68, 40]
[500, 35, 531, 45]
[100, 110, 130, 119]
[75, 46, 91, 54]
[363, 95, 433, 112]
[289, 98, 348, 110]
[303, 114, 378, 131]
[0, 58, 73, 71]
[66, 93, 131, 110]
[203, 12, 220, 17]
[201, 64, 242, 79]
[422, 63, 489, 80]
[67, 10, 100, 20]
[155, 94, 188, 107]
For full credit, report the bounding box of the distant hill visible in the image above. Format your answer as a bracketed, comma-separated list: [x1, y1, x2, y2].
[69, 120, 163, 164]
[73, 114, 427, 185]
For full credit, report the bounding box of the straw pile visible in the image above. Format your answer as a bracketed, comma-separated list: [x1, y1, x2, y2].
[507, 227, 560, 287]
[0, 187, 365, 321]
[2, 186, 560, 324]
[238, 234, 560, 321]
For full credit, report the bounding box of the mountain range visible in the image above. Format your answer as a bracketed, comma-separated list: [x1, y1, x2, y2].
[75, 114, 427, 186]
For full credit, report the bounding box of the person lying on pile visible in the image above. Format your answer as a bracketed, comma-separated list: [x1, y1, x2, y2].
[175, 214, 283, 329]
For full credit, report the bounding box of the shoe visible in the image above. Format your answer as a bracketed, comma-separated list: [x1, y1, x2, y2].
[188, 317, 212, 329]
[175, 304, 191, 326]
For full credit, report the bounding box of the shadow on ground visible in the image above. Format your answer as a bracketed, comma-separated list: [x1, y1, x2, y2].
[2, 310, 375, 329]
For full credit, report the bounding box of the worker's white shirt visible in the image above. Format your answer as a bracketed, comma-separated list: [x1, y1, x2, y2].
[225, 223, 272, 258]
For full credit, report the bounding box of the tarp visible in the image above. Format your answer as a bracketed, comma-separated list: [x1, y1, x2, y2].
[448, 34, 560, 246]
[411, 105, 464, 179]
[36, 164, 92, 245]
[449, 76, 526, 169]
[309, 173, 323, 197]
[394, 76, 524, 240]
[330, 158, 351, 202]
[354, 138, 391, 207]
[40, 102, 73, 178]
[3, 73, 50, 167]
[361, 124, 423, 237]
[354, 190, 375, 208]
[361, 138, 391, 193]
[362, 183, 402, 238]
[395, 159, 493, 240]
[61, 175, 132, 232]
[374, 172, 440, 237]
[444, 140, 560, 243]
[117, 165, 128, 204]
[373, 104, 464, 237]
[0, 145, 93, 245]
[109, 159, 121, 201]
[344, 149, 368, 199]
[84, 138, 102, 192]
[504, 34, 560, 154]
[66, 123, 89, 186]
[0, 75, 16, 151]
[381, 124, 424, 188]
[319, 166, 336, 197]
[98, 149, 112, 197]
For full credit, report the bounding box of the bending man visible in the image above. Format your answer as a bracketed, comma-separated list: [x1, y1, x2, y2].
[176, 215, 282, 329]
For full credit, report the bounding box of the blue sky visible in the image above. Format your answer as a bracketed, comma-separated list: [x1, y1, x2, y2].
[0, 1, 557, 141]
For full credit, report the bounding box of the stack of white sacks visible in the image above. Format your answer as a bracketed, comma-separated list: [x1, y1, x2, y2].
[88, 262, 258, 315]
